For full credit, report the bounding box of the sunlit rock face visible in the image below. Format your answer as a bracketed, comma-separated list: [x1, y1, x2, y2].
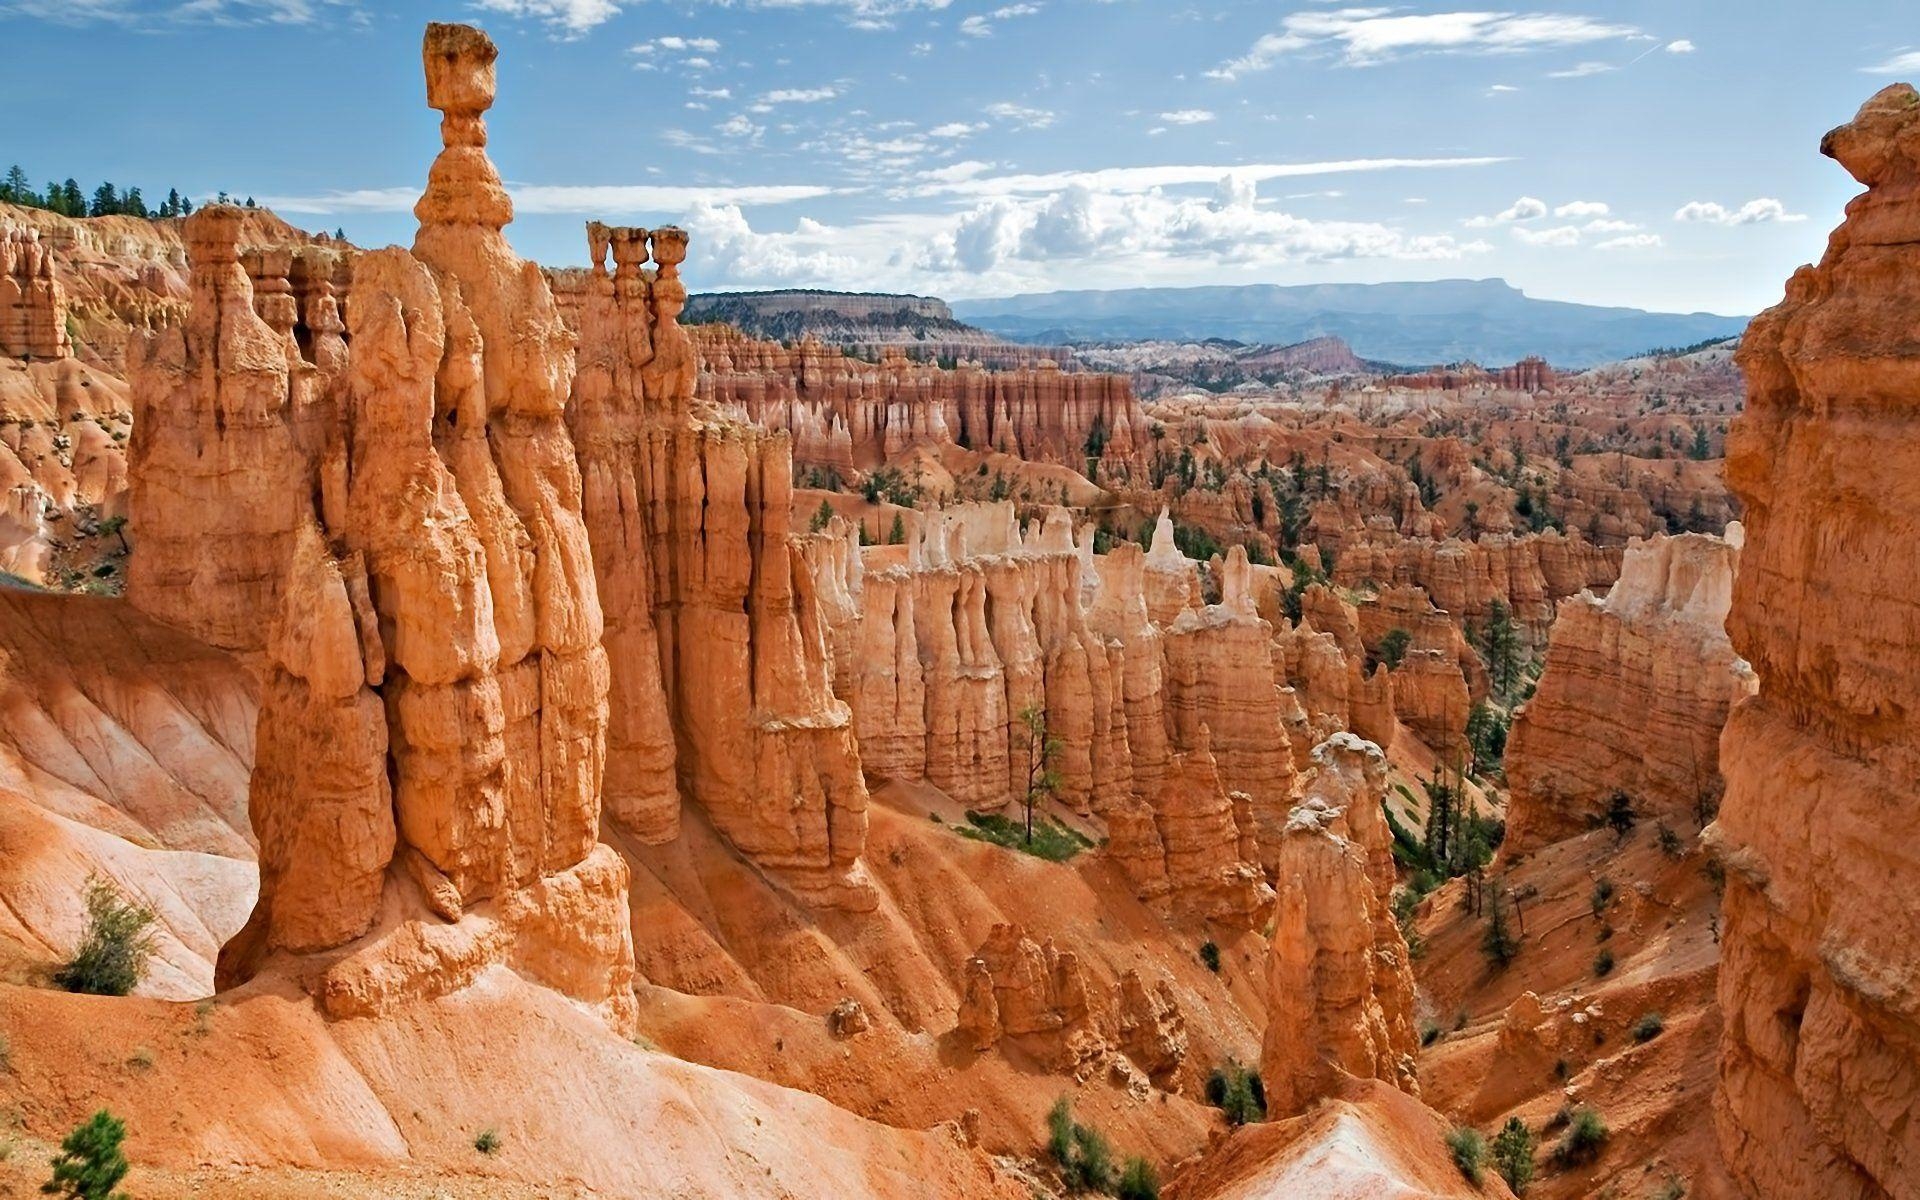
[1505, 528, 1752, 853]
[1711, 82, 1920, 1200]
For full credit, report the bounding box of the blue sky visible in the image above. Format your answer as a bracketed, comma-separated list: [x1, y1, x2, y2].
[1, 1, 1912, 314]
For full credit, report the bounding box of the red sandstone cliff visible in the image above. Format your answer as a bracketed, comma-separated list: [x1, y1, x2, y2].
[1506, 529, 1752, 852]
[1711, 83, 1920, 1199]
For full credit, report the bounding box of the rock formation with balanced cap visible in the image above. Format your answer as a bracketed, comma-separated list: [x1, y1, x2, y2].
[1711, 82, 1920, 1199]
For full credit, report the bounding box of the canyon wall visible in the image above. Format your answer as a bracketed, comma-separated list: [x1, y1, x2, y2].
[805, 503, 1282, 923]
[691, 325, 1146, 475]
[1712, 83, 1920, 1199]
[1330, 528, 1620, 644]
[1505, 528, 1753, 852]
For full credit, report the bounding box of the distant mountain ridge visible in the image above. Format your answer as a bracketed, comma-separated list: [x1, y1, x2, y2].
[951, 279, 1749, 369]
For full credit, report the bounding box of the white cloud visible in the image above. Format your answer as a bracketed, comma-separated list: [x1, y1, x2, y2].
[1159, 109, 1216, 125]
[985, 101, 1056, 129]
[918, 160, 997, 184]
[1861, 50, 1920, 74]
[759, 86, 841, 103]
[911, 169, 1485, 278]
[7, 0, 355, 24]
[682, 200, 864, 285]
[654, 34, 719, 51]
[1553, 199, 1608, 217]
[257, 182, 843, 215]
[1595, 233, 1663, 249]
[917, 182, 1492, 275]
[718, 114, 762, 138]
[690, 85, 732, 99]
[915, 155, 1510, 199]
[1464, 195, 1547, 227]
[1547, 61, 1613, 78]
[1664, 39, 1694, 54]
[957, 2, 1038, 36]
[1674, 198, 1807, 226]
[1582, 218, 1639, 233]
[928, 121, 985, 138]
[649, 0, 956, 31]
[1488, 83, 1519, 92]
[472, 0, 619, 34]
[1207, 9, 1641, 78]
[1511, 224, 1581, 246]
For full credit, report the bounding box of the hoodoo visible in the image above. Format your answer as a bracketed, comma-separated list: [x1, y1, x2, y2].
[1711, 82, 1920, 1199]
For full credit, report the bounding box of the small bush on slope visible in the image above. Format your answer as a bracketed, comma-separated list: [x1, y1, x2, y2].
[1446, 1126, 1486, 1184]
[54, 878, 156, 997]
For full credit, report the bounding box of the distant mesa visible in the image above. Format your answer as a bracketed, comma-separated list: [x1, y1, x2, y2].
[951, 278, 1750, 369]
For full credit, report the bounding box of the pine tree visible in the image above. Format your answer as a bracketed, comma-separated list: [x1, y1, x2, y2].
[42, 1109, 130, 1200]
[45, 180, 68, 214]
[90, 181, 120, 217]
[61, 179, 85, 215]
[1481, 881, 1519, 967]
[123, 186, 147, 218]
[162, 187, 183, 218]
[1, 164, 27, 204]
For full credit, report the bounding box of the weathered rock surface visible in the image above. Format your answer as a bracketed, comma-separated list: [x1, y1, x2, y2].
[1331, 528, 1620, 645]
[130, 24, 642, 1035]
[805, 504, 1281, 923]
[1711, 83, 1920, 1200]
[0, 223, 70, 360]
[1506, 528, 1753, 852]
[1263, 734, 1419, 1115]
[690, 325, 1145, 476]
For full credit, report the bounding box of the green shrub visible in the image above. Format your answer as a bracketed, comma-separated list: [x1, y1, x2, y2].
[42, 1110, 129, 1200]
[1633, 1012, 1665, 1043]
[1046, 1098, 1118, 1193]
[953, 810, 1091, 862]
[54, 878, 156, 997]
[1491, 1115, 1535, 1193]
[1657, 822, 1684, 857]
[1205, 1059, 1265, 1125]
[1375, 627, 1412, 670]
[1445, 1126, 1486, 1184]
[1116, 1156, 1159, 1200]
[1553, 1106, 1610, 1167]
[473, 1128, 502, 1155]
[1199, 941, 1221, 973]
[1594, 949, 1615, 978]
[1420, 1024, 1441, 1047]
[1047, 1097, 1076, 1165]
[1590, 877, 1614, 916]
[1605, 790, 1637, 841]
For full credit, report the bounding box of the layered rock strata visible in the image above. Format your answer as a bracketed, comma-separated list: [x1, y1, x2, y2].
[1505, 528, 1752, 852]
[135, 25, 654, 1031]
[568, 221, 876, 908]
[1711, 84, 1920, 1200]
[0, 223, 70, 360]
[688, 325, 1146, 476]
[807, 504, 1281, 923]
[1262, 734, 1419, 1115]
[1330, 528, 1620, 645]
